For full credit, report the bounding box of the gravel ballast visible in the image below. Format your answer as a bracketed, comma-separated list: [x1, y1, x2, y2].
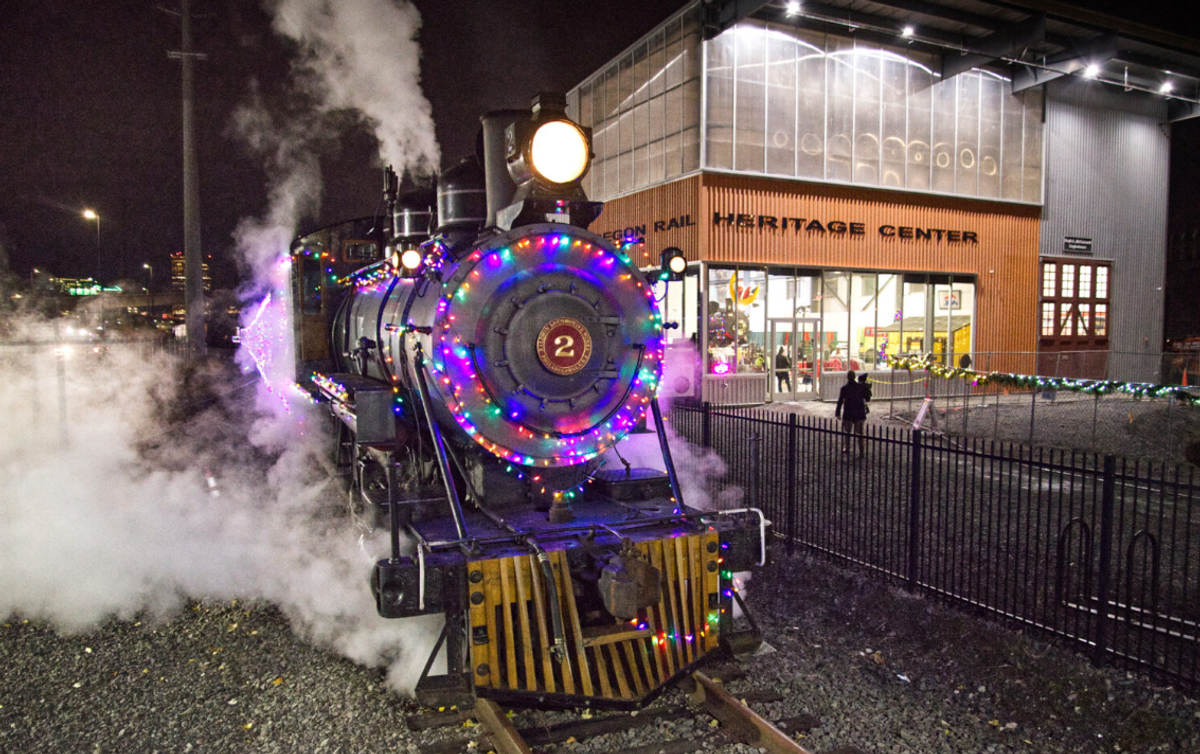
[3, 358, 1198, 753]
[3, 554, 1198, 753]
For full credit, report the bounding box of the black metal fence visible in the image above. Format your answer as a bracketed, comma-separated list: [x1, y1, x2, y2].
[669, 402, 1200, 693]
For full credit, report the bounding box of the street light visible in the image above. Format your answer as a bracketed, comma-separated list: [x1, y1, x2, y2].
[82, 209, 100, 280]
[143, 263, 154, 322]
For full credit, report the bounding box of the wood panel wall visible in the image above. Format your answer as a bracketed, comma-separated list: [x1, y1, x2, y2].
[594, 173, 1042, 357]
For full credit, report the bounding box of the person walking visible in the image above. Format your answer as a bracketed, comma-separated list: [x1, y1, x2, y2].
[835, 370, 869, 456]
[858, 372, 872, 411]
[775, 346, 792, 391]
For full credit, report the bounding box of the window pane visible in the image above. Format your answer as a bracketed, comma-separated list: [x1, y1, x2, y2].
[978, 74, 1002, 198]
[826, 38, 855, 182]
[1001, 81, 1025, 200]
[734, 24, 766, 172]
[796, 30, 826, 179]
[876, 274, 901, 366]
[736, 269, 767, 373]
[906, 55, 933, 191]
[851, 273, 879, 369]
[765, 25, 797, 176]
[1079, 266, 1092, 299]
[901, 278, 927, 357]
[931, 78, 956, 193]
[1059, 305, 1073, 336]
[1079, 303, 1091, 335]
[853, 50, 881, 185]
[1096, 266, 1109, 298]
[705, 30, 734, 169]
[1042, 263, 1056, 297]
[822, 271, 852, 368]
[881, 55, 907, 188]
[1022, 87, 1044, 203]
[1094, 304, 1107, 336]
[956, 73, 980, 196]
[707, 268, 738, 374]
[1061, 264, 1076, 297]
[1042, 302, 1056, 336]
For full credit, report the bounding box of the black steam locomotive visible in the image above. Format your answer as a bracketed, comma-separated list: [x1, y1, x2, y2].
[290, 94, 766, 709]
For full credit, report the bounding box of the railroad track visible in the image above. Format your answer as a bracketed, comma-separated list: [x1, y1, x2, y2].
[406, 667, 851, 754]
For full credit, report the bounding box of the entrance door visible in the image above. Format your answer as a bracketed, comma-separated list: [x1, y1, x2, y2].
[795, 318, 821, 398]
[767, 320, 798, 401]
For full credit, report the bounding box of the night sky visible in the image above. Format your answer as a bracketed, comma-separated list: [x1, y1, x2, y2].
[0, 1, 1195, 293]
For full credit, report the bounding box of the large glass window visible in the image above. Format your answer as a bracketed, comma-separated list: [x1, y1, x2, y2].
[699, 20, 1044, 204]
[705, 266, 974, 380]
[706, 268, 739, 374]
[569, 6, 703, 199]
[850, 273, 880, 369]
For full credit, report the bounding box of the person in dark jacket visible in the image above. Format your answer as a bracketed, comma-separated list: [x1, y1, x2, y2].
[858, 372, 872, 411]
[835, 370, 868, 456]
[775, 346, 792, 391]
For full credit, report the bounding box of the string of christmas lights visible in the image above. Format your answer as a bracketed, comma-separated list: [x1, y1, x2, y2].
[890, 355, 1198, 402]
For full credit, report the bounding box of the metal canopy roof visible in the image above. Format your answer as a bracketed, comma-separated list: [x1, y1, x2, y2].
[708, 0, 1200, 121]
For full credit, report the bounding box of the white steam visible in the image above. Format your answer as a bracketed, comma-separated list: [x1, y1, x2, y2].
[268, 0, 440, 175]
[1, 0, 447, 696]
[0, 329, 440, 691]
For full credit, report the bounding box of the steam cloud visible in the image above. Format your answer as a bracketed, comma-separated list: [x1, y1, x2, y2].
[0, 0, 445, 695]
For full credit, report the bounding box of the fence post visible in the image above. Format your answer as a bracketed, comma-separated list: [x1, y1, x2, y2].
[786, 413, 798, 556]
[748, 430, 761, 509]
[907, 428, 923, 590]
[1093, 454, 1116, 665]
[1029, 386, 1037, 445]
[701, 401, 712, 449]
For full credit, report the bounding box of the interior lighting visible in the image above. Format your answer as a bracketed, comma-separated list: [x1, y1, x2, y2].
[1083, 64, 1100, 79]
[785, 1, 800, 16]
[901, 25, 914, 38]
[529, 121, 589, 184]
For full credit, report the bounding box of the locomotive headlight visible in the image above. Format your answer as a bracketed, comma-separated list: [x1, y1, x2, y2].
[528, 120, 589, 184]
[399, 248, 423, 270]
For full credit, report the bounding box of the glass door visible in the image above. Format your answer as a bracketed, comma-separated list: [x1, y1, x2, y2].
[795, 317, 821, 398]
[768, 319, 798, 402]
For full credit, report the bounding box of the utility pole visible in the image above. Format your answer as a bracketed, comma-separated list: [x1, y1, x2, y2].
[167, 0, 208, 357]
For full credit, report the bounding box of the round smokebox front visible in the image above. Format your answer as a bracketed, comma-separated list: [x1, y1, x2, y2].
[428, 225, 663, 467]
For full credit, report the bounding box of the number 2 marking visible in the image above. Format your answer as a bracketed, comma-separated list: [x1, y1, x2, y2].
[554, 335, 575, 358]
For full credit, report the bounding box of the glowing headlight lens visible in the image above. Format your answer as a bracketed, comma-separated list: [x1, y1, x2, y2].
[399, 248, 424, 270]
[668, 255, 687, 274]
[529, 121, 589, 184]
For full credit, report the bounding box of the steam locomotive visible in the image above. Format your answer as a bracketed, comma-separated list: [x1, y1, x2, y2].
[289, 94, 766, 709]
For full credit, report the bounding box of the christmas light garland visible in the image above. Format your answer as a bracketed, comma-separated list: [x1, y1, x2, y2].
[890, 356, 1197, 403]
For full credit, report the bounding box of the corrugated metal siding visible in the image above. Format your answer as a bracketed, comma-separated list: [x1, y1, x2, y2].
[1041, 79, 1170, 382]
[701, 174, 1042, 358]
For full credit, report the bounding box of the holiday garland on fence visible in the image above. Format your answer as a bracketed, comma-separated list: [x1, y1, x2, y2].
[889, 356, 1197, 403]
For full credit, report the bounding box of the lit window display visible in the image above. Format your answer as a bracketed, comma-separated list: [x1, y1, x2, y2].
[705, 265, 975, 395]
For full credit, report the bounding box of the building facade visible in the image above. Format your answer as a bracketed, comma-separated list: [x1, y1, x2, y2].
[567, 1, 1196, 403]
